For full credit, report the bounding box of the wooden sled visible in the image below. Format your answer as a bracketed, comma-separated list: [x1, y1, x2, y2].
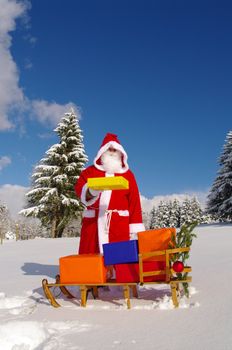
[42, 247, 192, 309]
[42, 277, 138, 309]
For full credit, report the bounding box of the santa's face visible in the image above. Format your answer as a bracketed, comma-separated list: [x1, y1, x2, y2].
[100, 147, 123, 174]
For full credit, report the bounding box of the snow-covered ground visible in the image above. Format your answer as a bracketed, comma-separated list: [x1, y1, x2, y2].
[0, 224, 232, 350]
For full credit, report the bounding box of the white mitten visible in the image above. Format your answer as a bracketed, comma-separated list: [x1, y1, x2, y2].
[89, 188, 101, 197]
[130, 232, 138, 240]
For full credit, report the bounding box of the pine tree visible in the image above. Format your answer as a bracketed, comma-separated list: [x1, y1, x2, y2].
[180, 198, 192, 226]
[162, 201, 170, 227]
[149, 206, 157, 229]
[154, 201, 169, 228]
[169, 199, 180, 228]
[190, 197, 202, 224]
[0, 203, 10, 243]
[142, 210, 150, 230]
[20, 108, 88, 237]
[207, 131, 232, 221]
[200, 212, 215, 224]
[170, 222, 197, 297]
[154, 202, 163, 228]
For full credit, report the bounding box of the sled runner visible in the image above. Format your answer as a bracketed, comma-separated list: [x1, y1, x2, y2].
[42, 246, 192, 309]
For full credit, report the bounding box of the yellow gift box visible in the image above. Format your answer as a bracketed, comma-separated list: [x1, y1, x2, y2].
[87, 176, 129, 190]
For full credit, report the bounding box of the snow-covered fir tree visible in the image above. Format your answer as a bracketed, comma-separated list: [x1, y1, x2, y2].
[189, 197, 202, 224]
[152, 202, 164, 228]
[142, 210, 150, 230]
[149, 199, 180, 229]
[207, 130, 232, 221]
[0, 203, 10, 242]
[20, 108, 88, 238]
[180, 198, 192, 226]
[149, 206, 157, 229]
[168, 199, 180, 227]
[152, 201, 170, 228]
[161, 201, 170, 226]
[201, 212, 218, 224]
[147, 196, 206, 228]
[14, 218, 47, 240]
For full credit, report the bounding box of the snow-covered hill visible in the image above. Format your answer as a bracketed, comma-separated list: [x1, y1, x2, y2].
[0, 224, 232, 350]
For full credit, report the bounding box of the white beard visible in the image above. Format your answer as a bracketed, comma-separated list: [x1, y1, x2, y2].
[101, 150, 123, 174]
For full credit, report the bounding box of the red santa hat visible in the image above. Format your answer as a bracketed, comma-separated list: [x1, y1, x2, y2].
[94, 133, 129, 173]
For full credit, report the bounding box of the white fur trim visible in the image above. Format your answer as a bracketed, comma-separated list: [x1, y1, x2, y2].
[94, 141, 129, 173]
[97, 173, 114, 253]
[129, 223, 145, 234]
[81, 183, 100, 206]
[89, 188, 101, 196]
[130, 233, 138, 240]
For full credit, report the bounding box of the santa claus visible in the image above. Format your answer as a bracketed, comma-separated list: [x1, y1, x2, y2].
[75, 133, 145, 254]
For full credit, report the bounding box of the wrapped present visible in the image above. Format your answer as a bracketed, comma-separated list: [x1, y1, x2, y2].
[137, 228, 176, 261]
[115, 260, 166, 283]
[87, 176, 129, 191]
[59, 254, 107, 284]
[103, 240, 139, 266]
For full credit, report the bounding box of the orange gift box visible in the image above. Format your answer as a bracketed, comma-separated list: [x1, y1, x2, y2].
[59, 254, 107, 284]
[137, 228, 176, 261]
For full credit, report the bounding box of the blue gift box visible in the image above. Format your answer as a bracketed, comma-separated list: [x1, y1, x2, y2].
[103, 240, 139, 266]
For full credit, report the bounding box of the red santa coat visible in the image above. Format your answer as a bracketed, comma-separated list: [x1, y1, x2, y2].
[75, 133, 145, 254]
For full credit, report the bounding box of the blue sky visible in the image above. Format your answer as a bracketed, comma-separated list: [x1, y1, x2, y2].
[0, 0, 232, 215]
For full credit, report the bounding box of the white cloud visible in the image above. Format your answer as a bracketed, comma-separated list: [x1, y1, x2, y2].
[0, 0, 27, 39]
[0, 0, 78, 131]
[0, 184, 28, 218]
[0, 0, 27, 130]
[0, 156, 11, 171]
[31, 100, 80, 126]
[140, 190, 209, 213]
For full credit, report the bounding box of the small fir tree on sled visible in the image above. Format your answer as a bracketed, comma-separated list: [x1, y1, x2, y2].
[169, 222, 197, 297]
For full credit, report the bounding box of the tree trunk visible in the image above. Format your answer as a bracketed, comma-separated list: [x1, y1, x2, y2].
[51, 217, 57, 238]
[56, 227, 64, 238]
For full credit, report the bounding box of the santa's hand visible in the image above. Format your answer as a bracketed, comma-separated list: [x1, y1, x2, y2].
[130, 232, 138, 240]
[88, 188, 101, 197]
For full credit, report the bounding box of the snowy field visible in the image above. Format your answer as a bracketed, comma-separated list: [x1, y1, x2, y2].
[0, 224, 232, 350]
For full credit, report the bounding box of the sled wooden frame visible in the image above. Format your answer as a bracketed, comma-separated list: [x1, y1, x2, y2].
[42, 247, 192, 309]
